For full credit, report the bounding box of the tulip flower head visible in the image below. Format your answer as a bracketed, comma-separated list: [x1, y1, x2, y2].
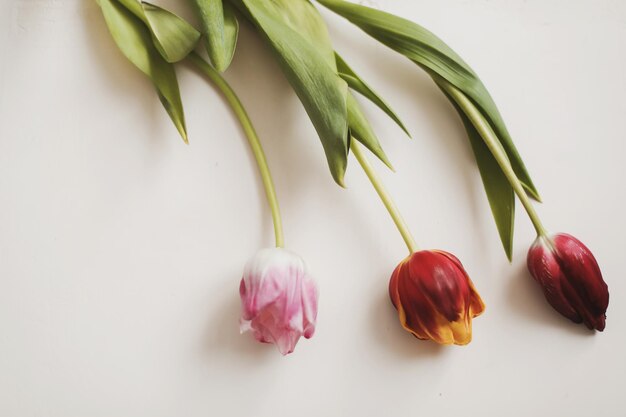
[239, 248, 318, 355]
[389, 250, 485, 345]
[527, 234, 609, 331]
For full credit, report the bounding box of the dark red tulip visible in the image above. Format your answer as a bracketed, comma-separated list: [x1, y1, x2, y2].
[389, 250, 485, 345]
[527, 233, 609, 331]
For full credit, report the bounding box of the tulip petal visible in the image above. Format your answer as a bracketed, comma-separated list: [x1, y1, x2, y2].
[301, 275, 319, 339]
[527, 239, 584, 324]
[527, 234, 609, 331]
[554, 234, 609, 330]
[389, 250, 483, 345]
[466, 279, 486, 318]
[239, 248, 319, 354]
[410, 251, 467, 323]
[436, 251, 486, 319]
[389, 256, 409, 309]
[554, 235, 609, 312]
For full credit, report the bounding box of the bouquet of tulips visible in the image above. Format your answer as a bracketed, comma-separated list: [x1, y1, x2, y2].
[95, 0, 609, 354]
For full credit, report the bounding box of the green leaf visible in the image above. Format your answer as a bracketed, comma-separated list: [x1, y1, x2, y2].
[317, 0, 538, 199]
[335, 52, 410, 137]
[441, 88, 515, 260]
[347, 93, 393, 170]
[141, 2, 201, 62]
[115, 0, 144, 18]
[231, 0, 349, 185]
[242, 0, 337, 66]
[470, 133, 515, 261]
[191, 0, 239, 71]
[222, 3, 240, 69]
[317, 0, 540, 257]
[99, 0, 188, 142]
[117, 0, 200, 63]
[316, 0, 541, 199]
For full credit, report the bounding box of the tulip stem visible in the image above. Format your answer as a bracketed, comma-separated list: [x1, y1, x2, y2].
[351, 139, 419, 254]
[188, 52, 285, 248]
[439, 80, 549, 239]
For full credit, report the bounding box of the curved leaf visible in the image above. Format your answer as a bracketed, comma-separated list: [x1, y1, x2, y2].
[117, 0, 200, 63]
[316, 0, 540, 200]
[222, 3, 240, 69]
[440, 86, 515, 260]
[232, 0, 349, 185]
[347, 93, 393, 170]
[191, 0, 239, 71]
[264, 0, 394, 169]
[142, 2, 201, 63]
[335, 52, 410, 137]
[244, 0, 336, 66]
[99, 0, 188, 142]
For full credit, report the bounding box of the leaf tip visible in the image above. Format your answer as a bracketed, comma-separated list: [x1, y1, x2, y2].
[331, 163, 347, 188]
[206, 44, 227, 73]
[335, 175, 347, 188]
[180, 130, 189, 144]
[380, 154, 395, 172]
[526, 186, 542, 203]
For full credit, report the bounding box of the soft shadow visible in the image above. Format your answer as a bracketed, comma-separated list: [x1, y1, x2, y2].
[188, 21, 317, 248]
[200, 285, 277, 363]
[81, 3, 173, 148]
[327, 23, 499, 251]
[506, 257, 595, 337]
[225, 21, 322, 198]
[388, 67, 492, 249]
[369, 290, 448, 359]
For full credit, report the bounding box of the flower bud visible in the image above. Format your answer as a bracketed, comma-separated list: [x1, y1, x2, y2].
[527, 233, 609, 331]
[389, 250, 485, 345]
[239, 248, 319, 355]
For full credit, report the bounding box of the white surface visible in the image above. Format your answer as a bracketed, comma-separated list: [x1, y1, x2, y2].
[1, 0, 625, 416]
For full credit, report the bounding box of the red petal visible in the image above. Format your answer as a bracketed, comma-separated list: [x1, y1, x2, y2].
[527, 239, 582, 324]
[554, 234, 609, 330]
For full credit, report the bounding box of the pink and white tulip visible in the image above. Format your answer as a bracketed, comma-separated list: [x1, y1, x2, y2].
[239, 248, 319, 355]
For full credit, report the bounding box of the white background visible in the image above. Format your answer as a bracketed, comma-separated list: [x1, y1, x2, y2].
[1, 0, 625, 416]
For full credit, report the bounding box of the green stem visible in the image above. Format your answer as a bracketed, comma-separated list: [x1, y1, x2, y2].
[188, 52, 285, 248]
[440, 80, 549, 238]
[351, 140, 419, 254]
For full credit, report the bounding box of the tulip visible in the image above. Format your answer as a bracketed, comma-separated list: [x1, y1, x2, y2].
[349, 141, 485, 345]
[191, 55, 320, 353]
[389, 250, 486, 345]
[431, 84, 612, 332]
[239, 248, 319, 355]
[527, 234, 609, 331]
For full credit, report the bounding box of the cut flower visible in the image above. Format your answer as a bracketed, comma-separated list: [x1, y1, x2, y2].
[239, 248, 319, 355]
[389, 250, 485, 345]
